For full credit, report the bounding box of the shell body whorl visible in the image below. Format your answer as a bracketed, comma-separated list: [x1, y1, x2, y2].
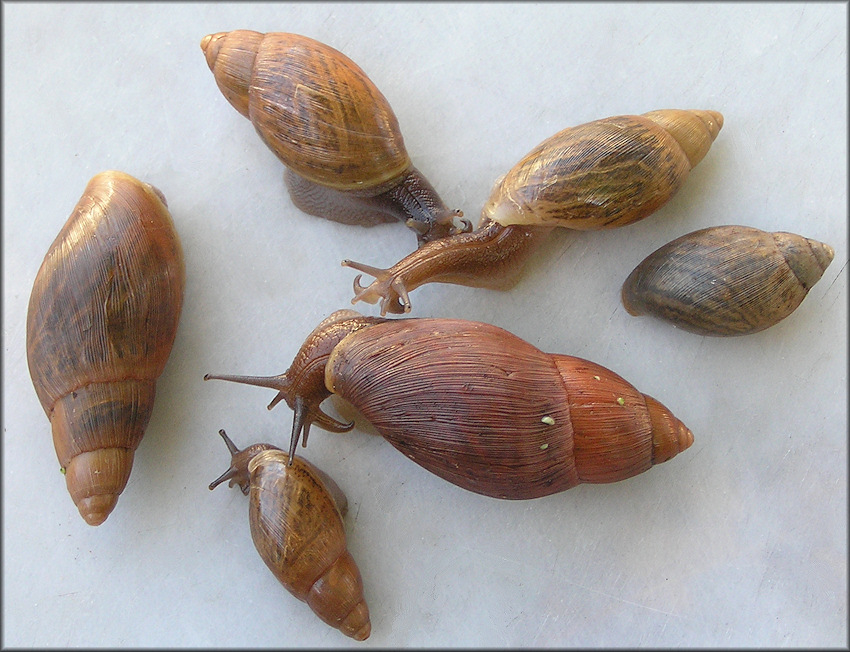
[201, 30, 410, 191]
[26, 170, 185, 525]
[247, 449, 371, 641]
[621, 225, 834, 336]
[482, 109, 723, 230]
[324, 318, 692, 499]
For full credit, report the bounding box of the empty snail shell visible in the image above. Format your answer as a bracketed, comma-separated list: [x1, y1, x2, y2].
[341, 109, 723, 314]
[206, 310, 693, 500]
[26, 170, 185, 525]
[201, 30, 466, 246]
[209, 429, 371, 641]
[621, 225, 835, 336]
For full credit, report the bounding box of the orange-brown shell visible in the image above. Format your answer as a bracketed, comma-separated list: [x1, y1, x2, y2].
[483, 109, 723, 230]
[247, 449, 371, 640]
[324, 319, 692, 499]
[201, 30, 410, 191]
[26, 170, 185, 525]
[621, 225, 835, 336]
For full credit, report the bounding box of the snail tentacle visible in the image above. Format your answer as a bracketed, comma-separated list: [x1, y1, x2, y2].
[344, 260, 411, 315]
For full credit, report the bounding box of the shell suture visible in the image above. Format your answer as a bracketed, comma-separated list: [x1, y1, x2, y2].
[201, 30, 461, 244]
[483, 109, 723, 230]
[209, 430, 371, 641]
[621, 225, 834, 336]
[26, 170, 185, 525]
[343, 109, 723, 315]
[324, 317, 693, 499]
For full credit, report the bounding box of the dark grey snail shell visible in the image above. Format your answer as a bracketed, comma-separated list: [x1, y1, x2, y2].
[621, 225, 834, 336]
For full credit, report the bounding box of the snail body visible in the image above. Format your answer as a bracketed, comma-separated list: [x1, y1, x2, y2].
[26, 170, 185, 525]
[342, 109, 723, 314]
[209, 430, 371, 641]
[201, 30, 464, 245]
[621, 225, 835, 336]
[206, 311, 693, 500]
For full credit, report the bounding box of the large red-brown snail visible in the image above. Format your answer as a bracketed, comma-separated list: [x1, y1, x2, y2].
[205, 310, 693, 500]
[200, 30, 467, 246]
[26, 170, 185, 525]
[209, 429, 371, 641]
[621, 225, 835, 336]
[341, 109, 723, 315]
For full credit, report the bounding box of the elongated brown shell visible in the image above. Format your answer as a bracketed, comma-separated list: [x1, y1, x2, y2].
[201, 30, 409, 191]
[483, 109, 723, 230]
[26, 170, 185, 525]
[248, 449, 371, 640]
[621, 225, 834, 336]
[324, 319, 692, 499]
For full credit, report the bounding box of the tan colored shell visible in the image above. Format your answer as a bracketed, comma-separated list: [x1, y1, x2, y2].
[26, 170, 185, 525]
[621, 225, 834, 336]
[247, 449, 370, 640]
[323, 318, 692, 499]
[342, 109, 723, 314]
[208, 431, 371, 641]
[483, 109, 723, 229]
[201, 30, 410, 191]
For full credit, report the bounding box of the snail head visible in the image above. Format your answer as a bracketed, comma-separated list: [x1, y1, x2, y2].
[209, 429, 279, 494]
[203, 370, 353, 464]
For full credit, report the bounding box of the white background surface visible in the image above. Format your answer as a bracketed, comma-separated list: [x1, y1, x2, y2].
[3, 2, 847, 647]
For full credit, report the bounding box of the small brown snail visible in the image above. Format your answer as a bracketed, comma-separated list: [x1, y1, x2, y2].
[621, 225, 835, 336]
[341, 109, 723, 314]
[210, 429, 371, 641]
[26, 170, 185, 525]
[206, 310, 693, 500]
[201, 30, 466, 246]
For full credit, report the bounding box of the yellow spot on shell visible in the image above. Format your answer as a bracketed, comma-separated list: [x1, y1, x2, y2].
[541, 415, 555, 425]
[60, 467, 66, 475]
[617, 397, 625, 406]
[540, 443, 549, 450]
[594, 375, 601, 381]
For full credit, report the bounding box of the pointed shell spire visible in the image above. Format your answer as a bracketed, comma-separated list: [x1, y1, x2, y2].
[772, 231, 835, 290]
[201, 30, 262, 118]
[642, 109, 724, 168]
[644, 395, 695, 464]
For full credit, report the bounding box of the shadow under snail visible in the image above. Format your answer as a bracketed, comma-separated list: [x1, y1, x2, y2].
[210, 429, 371, 641]
[26, 170, 185, 525]
[205, 310, 693, 500]
[621, 224, 835, 336]
[200, 30, 467, 247]
[340, 108, 723, 315]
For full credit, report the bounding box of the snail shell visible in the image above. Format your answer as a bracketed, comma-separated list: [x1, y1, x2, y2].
[201, 30, 463, 244]
[206, 312, 693, 500]
[342, 109, 723, 314]
[26, 170, 185, 525]
[621, 225, 835, 336]
[209, 430, 371, 641]
[483, 109, 723, 229]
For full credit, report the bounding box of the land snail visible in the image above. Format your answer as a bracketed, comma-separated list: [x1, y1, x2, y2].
[341, 108, 724, 315]
[621, 225, 835, 336]
[205, 310, 694, 500]
[26, 170, 185, 525]
[200, 30, 468, 246]
[209, 429, 371, 641]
